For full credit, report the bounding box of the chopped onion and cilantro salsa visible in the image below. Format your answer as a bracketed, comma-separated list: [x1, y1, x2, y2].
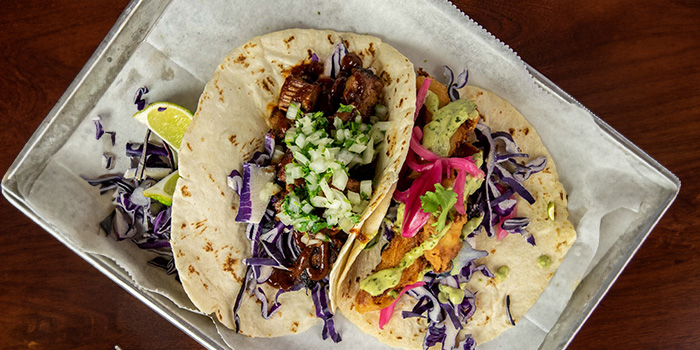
[277, 105, 386, 234]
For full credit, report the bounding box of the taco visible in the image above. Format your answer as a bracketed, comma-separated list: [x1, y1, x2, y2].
[170, 29, 415, 341]
[335, 70, 577, 349]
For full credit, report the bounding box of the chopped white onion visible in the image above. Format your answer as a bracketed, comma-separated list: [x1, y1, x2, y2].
[337, 150, 354, 165]
[284, 129, 296, 144]
[295, 133, 307, 148]
[301, 202, 314, 214]
[332, 169, 348, 190]
[320, 179, 334, 200]
[292, 151, 309, 165]
[374, 104, 388, 119]
[286, 102, 300, 120]
[362, 138, 375, 164]
[311, 196, 330, 208]
[349, 142, 367, 153]
[347, 191, 361, 205]
[309, 159, 328, 173]
[360, 180, 372, 198]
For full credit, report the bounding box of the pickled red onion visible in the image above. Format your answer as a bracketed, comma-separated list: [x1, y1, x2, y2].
[395, 86, 485, 238]
[415, 78, 431, 120]
[378, 281, 426, 329]
[401, 162, 442, 237]
[453, 169, 467, 214]
[496, 204, 516, 240]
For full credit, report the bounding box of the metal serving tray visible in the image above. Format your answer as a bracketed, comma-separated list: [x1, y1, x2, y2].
[2, 1, 680, 349]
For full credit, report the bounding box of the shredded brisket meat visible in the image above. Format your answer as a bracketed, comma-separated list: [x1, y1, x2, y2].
[343, 68, 384, 119]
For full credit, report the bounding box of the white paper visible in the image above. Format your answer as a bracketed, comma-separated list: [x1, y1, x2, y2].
[23, 0, 677, 349]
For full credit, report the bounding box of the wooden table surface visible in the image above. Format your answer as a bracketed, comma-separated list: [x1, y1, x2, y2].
[1, 1, 698, 349]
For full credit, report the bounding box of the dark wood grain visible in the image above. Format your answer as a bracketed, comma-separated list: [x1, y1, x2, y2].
[1, 1, 698, 349]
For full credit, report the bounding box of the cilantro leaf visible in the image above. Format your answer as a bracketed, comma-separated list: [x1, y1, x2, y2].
[420, 184, 457, 233]
[337, 103, 355, 113]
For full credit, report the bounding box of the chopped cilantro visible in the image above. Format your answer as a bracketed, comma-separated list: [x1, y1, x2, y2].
[420, 184, 457, 233]
[337, 103, 354, 113]
[311, 221, 330, 233]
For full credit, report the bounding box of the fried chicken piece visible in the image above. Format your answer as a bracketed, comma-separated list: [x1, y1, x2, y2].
[448, 117, 479, 157]
[354, 218, 436, 313]
[424, 214, 468, 273]
[416, 70, 450, 108]
[375, 217, 435, 270]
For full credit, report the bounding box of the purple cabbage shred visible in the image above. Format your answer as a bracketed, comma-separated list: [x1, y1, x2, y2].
[323, 43, 348, 79]
[84, 128, 177, 278]
[93, 116, 104, 140]
[230, 132, 341, 342]
[443, 66, 469, 102]
[506, 295, 516, 326]
[473, 123, 547, 243]
[133, 86, 149, 111]
[403, 255, 492, 350]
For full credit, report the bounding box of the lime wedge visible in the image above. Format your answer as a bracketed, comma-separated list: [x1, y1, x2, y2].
[133, 102, 193, 150]
[547, 201, 555, 221]
[143, 170, 180, 206]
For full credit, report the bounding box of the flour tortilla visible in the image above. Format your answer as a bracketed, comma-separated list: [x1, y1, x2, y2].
[336, 85, 577, 348]
[170, 29, 415, 337]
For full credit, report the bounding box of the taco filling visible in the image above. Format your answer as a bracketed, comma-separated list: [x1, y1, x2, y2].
[228, 43, 393, 341]
[337, 67, 575, 349]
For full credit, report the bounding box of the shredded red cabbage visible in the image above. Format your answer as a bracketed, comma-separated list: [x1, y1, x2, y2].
[401, 259, 491, 350]
[102, 152, 115, 170]
[505, 295, 515, 326]
[229, 132, 342, 342]
[312, 280, 342, 342]
[125, 142, 170, 158]
[93, 116, 116, 146]
[323, 43, 348, 79]
[473, 123, 546, 244]
[84, 86, 179, 279]
[228, 133, 276, 224]
[443, 66, 469, 102]
[133, 86, 149, 111]
[93, 116, 105, 140]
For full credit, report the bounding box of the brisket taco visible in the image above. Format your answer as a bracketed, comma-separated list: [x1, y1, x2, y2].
[335, 70, 577, 349]
[170, 29, 415, 341]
